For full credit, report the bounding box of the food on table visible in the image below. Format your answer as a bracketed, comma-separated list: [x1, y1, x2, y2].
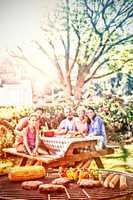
[89, 169, 99, 180]
[120, 175, 127, 191]
[65, 131, 83, 138]
[73, 132, 84, 137]
[98, 171, 109, 184]
[59, 167, 90, 181]
[59, 167, 128, 192]
[77, 179, 101, 187]
[22, 180, 43, 190]
[102, 173, 128, 190]
[8, 166, 46, 181]
[109, 174, 120, 189]
[64, 132, 73, 138]
[43, 130, 54, 137]
[78, 169, 90, 180]
[52, 177, 71, 185]
[0, 161, 13, 175]
[59, 167, 68, 177]
[103, 173, 115, 188]
[66, 168, 78, 180]
[39, 184, 65, 193]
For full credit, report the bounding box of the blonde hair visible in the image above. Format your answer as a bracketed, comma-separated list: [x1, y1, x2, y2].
[77, 106, 86, 114]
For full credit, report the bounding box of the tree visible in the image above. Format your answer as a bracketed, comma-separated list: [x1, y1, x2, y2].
[123, 71, 133, 95]
[10, 0, 133, 100]
[74, 0, 133, 99]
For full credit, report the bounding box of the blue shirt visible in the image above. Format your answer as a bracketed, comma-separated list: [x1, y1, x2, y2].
[88, 116, 106, 139]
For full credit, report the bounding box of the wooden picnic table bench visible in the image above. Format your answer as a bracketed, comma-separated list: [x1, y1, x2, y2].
[3, 137, 114, 171]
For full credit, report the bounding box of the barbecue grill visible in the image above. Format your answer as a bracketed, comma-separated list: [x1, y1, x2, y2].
[0, 170, 133, 200]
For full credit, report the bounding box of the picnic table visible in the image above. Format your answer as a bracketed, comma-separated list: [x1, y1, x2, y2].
[3, 136, 114, 170]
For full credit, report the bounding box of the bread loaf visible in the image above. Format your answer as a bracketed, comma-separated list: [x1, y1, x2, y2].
[109, 174, 120, 189]
[120, 175, 127, 191]
[103, 173, 115, 188]
[8, 166, 46, 182]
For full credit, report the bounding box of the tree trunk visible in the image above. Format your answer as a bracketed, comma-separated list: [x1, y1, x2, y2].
[66, 74, 73, 96]
[74, 73, 85, 101]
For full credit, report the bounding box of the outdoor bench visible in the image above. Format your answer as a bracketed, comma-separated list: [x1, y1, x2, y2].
[3, 137, 114, 170]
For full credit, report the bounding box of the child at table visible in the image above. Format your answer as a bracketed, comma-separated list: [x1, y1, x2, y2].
[15, 113, 54, 155]
[15, 113, 39, 155]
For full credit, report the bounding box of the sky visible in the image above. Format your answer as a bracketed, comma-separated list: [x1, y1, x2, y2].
[0, 0, 60, 82]
[0, 0, 58, 49]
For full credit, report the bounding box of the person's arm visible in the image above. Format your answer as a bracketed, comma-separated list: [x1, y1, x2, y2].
[57, 120, 67, 135]
[14, 129, 22, 136]
[15, 117, 28, 131]
[93, 117, 106, 136]
[32, 129, 39, 155]
[23, 129, 32, 155]
[82, 127, 88, 136]
[76, 117, 89, 135]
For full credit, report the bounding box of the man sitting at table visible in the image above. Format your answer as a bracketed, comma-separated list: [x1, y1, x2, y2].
[15, 107, 48, 131]
[58, 107, 77, 135]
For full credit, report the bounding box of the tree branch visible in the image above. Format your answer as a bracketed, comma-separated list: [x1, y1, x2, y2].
[93, 67, 122, 79]
[84, 0, 102, 38]
[41, 14, 67, 54]
[84, 57, 132, 83]
[9, 46, 49, 77]
[107, 1, 133, 30]
[65, 0, 70, 73]
[68, 19, 82, 75]
[105, 34, 133, 53]
[68, 38, 80, 75]
[59, 34, 67, 53]
[48, 41, 65, 86]
[35, 41, 54, 62]
[84, 58, 109, 83]
[93, 57, 133, 79]
[101, 0, 114, 30]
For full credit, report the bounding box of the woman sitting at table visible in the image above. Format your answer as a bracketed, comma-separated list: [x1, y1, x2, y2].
[86, 106, 107, 149]
[58, 107, 77, 135]
[75, 106, 90, 136]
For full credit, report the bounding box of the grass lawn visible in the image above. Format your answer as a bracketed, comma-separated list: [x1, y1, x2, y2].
[101, 144, 133, 173]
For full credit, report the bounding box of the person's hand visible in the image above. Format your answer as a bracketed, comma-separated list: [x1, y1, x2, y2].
[28, 151, 33, 156]
[56, 129, 67, 135]
[31, 149, 38, 156]
[31, 152, 38, 156]
[93, 132, 97, 136]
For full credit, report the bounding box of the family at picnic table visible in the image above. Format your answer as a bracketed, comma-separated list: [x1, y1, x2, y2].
[14, 106, 107, 156]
